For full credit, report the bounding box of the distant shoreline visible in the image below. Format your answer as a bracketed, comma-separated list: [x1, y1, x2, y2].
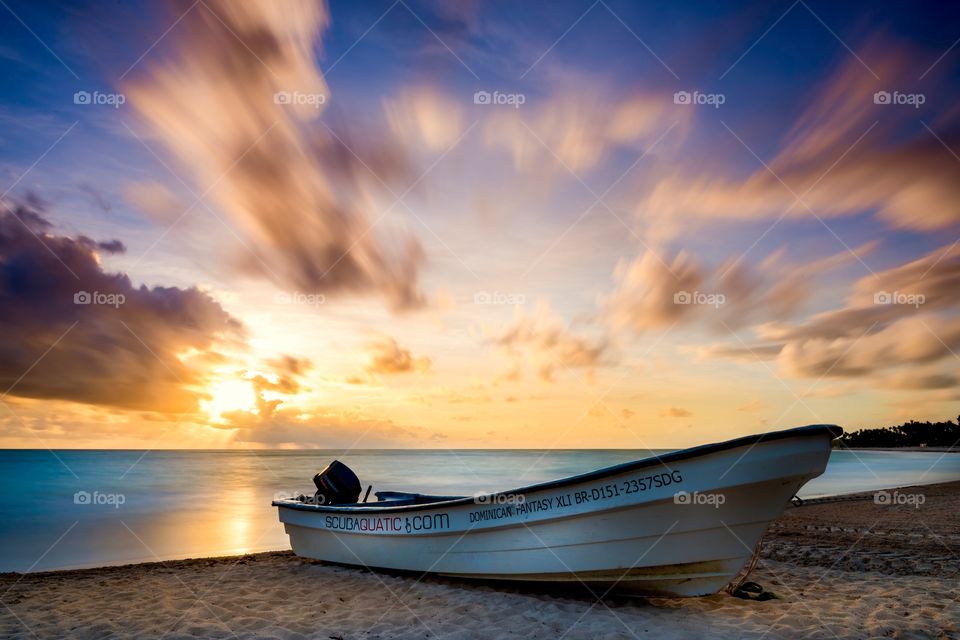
[839, 446, 959, 452]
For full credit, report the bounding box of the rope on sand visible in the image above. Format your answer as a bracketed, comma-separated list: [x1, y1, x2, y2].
[788, 494, 875, 507]
[725, 531, 767, 597]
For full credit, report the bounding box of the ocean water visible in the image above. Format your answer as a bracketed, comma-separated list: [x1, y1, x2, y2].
[0, 448, 957, 573]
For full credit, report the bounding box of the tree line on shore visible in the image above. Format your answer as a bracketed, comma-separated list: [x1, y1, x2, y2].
[836, 416, 960, 448]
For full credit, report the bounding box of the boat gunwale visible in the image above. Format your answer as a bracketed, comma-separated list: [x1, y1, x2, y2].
[272, 424, 842, 514]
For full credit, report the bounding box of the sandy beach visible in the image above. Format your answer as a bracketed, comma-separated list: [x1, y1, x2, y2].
[2, 481, 957, 640]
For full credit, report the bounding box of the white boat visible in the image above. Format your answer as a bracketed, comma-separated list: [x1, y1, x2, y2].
[273, 424, 841, 596]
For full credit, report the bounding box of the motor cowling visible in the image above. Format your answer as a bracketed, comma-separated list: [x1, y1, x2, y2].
[312, 460, 362, 505]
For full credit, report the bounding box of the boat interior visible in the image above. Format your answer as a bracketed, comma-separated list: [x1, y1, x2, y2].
[372, 491, 465, 506]
[286, 490, 463, 508]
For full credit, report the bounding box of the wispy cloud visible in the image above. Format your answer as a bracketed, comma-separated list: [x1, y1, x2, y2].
[491, 304, 607, 382]
[126, 0, 426, 311]
[639, 39, 960, 233]
[365, 337, 432, 375]
[604, 243, 874, 333]
[702, 244, 960, 383]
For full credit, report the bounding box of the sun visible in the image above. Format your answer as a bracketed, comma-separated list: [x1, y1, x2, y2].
[202, 378, 259, 422]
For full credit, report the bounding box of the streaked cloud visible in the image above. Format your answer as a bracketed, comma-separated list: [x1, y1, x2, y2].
[365, 337, 432, 375]
[639, 40, 960, 233]
[605, 243, 874, 334]
[702, 244, 960, 382]
[492, 305, 607, 382]
[778, 316, 960, 379]
[879, 371, 959, 391]
[385, 87, 466, 152]
[483, 89, 686, 174]
[126, 0, 425, 311]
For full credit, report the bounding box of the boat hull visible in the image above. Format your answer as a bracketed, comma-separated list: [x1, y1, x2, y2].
[275, 425, 838, 596]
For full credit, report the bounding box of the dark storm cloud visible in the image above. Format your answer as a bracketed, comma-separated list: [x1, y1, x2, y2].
[0, 197, 243, 412]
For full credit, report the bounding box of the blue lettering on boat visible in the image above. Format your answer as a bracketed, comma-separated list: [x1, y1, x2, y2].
[323, 515, 404, 532]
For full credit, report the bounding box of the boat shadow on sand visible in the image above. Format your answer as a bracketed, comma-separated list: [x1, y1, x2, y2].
[295, 553, 768, 607]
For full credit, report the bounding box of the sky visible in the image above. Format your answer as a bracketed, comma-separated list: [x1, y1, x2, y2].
[0, 0, 958, 449]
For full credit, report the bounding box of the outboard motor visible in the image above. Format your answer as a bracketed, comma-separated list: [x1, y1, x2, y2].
[312, 460, 362, 505]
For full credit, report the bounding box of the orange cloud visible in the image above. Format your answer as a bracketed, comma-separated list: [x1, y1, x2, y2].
[483, 90, 687, 174]
[492, 305, 607, 382]
[385, 87, 466, 152]
[777, 316, 960, 379]
[699, 244, 960, 383]
[605, 243, 874, 334]
[365, 337, 432, 375]
[126, 0, 425, 311]
[640, 39, 960, 233]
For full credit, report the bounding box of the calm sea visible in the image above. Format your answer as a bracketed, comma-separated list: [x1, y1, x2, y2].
[0, 448, 957, 572]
